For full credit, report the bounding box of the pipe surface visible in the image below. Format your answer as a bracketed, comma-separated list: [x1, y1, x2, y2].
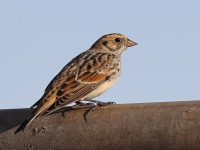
[1, 101, 200, 150]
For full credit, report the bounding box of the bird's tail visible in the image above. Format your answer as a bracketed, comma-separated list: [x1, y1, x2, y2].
[15, 96, 55, 134]
[14, 112, 38, 134]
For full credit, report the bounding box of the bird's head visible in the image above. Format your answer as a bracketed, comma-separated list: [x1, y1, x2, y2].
[90, 33, 137, 55]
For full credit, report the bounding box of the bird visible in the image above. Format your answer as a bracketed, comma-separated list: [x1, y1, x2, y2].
[14, 33, 137, 134]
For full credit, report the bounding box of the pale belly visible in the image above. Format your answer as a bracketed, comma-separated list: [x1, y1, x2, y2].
[81, 78, 118, 100]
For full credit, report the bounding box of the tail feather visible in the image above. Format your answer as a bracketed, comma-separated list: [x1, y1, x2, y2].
[14, 113, 38, 134]
[15, 101, 53, 134]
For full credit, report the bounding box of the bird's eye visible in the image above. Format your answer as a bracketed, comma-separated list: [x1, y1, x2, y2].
[115, 38, 121, 42]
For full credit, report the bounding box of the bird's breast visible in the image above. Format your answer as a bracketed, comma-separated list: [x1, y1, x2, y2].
[82, 77, 119, 100]
[82, 59, 121, 100]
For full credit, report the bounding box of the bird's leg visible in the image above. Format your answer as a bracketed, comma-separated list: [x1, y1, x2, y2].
[83, 105, 99, 122]
[72, 99, 116, 121]
[83, 99, 116, 121]
[71, 101, 95, 109]
[84, 99, 116, 106]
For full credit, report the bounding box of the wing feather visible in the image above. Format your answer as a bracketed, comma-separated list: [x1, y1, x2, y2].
[44, 73, 107, 115]
[32, 53, 114, 116]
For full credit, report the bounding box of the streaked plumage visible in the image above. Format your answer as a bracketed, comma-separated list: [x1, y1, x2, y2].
[15, 33, 137, 134]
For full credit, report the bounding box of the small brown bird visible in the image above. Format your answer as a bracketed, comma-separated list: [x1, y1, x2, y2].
[15, 33, 137, 134]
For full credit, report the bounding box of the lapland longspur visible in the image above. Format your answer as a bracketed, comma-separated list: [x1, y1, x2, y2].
[15, 33, 137, 134]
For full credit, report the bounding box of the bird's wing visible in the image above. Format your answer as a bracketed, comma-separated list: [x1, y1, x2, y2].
[43, 53, 114, 115]
[44, 72, 107, 115]
[30, 51, 88, 108]
[15, 53, 114, 134]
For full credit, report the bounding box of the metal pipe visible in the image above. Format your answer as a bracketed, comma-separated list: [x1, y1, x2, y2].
[1, 101, 200, 150]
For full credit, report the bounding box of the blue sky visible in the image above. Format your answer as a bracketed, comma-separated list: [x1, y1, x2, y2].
[1, 1, 200, 109]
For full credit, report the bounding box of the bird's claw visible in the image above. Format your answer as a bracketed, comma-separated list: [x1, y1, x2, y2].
[96, 101, 116, 106]
[71, 102, 95, 109]
[84, 101, 116, 121]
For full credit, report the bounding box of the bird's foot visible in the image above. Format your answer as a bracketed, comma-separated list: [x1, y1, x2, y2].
[84, 99, 116, 105]
[71, 101, 95, 109]
[86, 101, 115, 114]
[96, 101, 116, 106]
[83, 100, 116, 121]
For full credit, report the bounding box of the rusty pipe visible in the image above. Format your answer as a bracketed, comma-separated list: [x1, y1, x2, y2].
[1, 101, 200, 150]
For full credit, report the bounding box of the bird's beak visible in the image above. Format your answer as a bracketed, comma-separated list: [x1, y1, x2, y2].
[127, 39, 137, 47]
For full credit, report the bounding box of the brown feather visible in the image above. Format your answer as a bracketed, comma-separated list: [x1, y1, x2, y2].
[44, 80, 105, 115]
[15, 33, 137, 134]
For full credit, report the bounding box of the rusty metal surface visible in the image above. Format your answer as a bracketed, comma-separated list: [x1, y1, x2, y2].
[1, 101, 200, 150]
